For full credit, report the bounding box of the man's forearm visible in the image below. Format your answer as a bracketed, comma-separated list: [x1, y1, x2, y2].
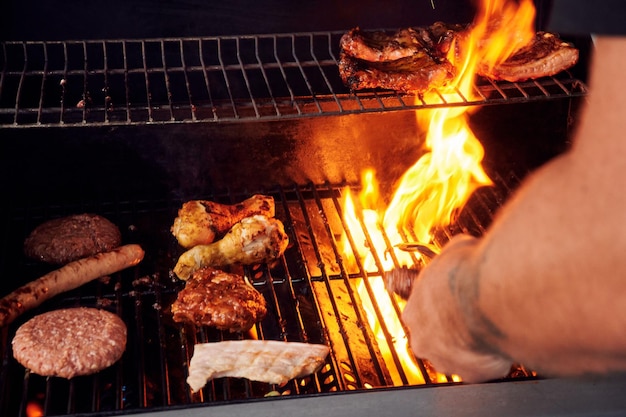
[468, 157, 626, 375]
[462, 37, 626, 376]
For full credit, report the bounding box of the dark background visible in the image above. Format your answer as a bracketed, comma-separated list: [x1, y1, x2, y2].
[1, 0, 554, 41]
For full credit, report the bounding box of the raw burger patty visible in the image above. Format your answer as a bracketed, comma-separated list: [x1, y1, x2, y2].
[12, 307, 127, 378]
[24, 213, 122, 264]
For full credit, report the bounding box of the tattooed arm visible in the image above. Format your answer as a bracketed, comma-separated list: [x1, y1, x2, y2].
[402, 37, 626, 382]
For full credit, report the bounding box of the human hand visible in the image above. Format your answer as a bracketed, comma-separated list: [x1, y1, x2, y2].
[401, 234, 512, 383]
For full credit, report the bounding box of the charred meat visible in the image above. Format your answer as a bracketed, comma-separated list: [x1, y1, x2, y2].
[339, 22, 578, 93]
[339, 23, 460, 93]
[23, 213, 122, 265]
[340, 23, 465, 64]
[339, 51, 455, 94]
[171, 267, 267, 332]
[340, 27, 430, 62]
[477, 31, 579, 82]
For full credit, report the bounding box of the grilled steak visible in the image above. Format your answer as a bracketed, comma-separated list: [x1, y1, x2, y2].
[186, 340, 330, 391]
[339, 23, 578, 93]
[477, 31, 579, 82]
[339, 23, 460, 93]
[171, 267, 267, 332]
[340, 27, 428, 62]
[339, 51, 455, 94]
[340, 23, 466, 64]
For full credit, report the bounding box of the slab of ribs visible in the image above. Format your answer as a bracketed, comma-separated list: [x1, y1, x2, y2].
[338, 22, 579, 94]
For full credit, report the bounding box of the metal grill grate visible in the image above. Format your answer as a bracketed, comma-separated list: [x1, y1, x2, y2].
[0, 170, 534, 416]
[0, 33, 587, 128]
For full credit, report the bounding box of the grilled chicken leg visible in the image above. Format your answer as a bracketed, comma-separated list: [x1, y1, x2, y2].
[173, 215, 289, 280]
[171, 195, 275, 248]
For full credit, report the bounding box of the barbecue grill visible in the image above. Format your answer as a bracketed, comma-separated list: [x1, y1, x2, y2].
[2, 1, 626, 416]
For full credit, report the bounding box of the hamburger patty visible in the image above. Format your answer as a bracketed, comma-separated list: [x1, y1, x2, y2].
[24, 213, 122, 264]
[171, 267, 267, 332]
[12, 308, 127, 378]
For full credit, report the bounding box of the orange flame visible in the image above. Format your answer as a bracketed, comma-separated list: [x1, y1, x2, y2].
[342, 0, 538, 384]
[26, 402, 44, 417]
[473, 0, 536, 74]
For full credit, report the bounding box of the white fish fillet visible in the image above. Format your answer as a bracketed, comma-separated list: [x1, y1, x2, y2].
[186, 340, 330, 392]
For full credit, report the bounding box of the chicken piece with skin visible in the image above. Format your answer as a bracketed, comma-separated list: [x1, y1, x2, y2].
[173, 215, 289, 280]
[171, 195, 275, 249]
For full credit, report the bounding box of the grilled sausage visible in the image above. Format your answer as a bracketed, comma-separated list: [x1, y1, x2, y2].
[0, 244, 145, 327]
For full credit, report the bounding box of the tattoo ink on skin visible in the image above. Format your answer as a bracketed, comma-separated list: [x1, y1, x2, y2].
[447, 241, 510, 359]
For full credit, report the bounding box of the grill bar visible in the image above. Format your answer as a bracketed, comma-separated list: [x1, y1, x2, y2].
[331, 188, 420, 386]
[159, 40, 176, 122]
[0, 34, 588, 127]
[294, 185, 393, 387]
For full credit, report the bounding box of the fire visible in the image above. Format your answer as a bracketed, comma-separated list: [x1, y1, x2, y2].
[26, 402, 44, 417]
[342, 0, 537, 384]
[471, 0, 536, 74]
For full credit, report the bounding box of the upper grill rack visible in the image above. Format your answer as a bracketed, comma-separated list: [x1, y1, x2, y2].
[0, 32, 587, 127]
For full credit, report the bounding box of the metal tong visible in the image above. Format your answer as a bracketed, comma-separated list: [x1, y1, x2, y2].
[394, 242, 440, 259]
[383, 242, 440, 299]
